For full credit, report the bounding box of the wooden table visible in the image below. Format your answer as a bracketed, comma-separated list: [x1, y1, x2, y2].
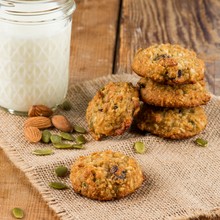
[1, 0, 220, 219]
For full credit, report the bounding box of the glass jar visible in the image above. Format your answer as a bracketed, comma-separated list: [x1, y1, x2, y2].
[0, 0, 76, 115]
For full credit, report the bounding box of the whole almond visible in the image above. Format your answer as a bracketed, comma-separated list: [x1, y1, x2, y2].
[51, 115, 72, 132]
[24, 116, 52, 129]
[28, 105, 53, 117]
[24, 126, 42, 143]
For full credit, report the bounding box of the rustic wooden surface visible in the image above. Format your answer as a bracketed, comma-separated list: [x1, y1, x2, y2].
[1, 0, 220, 219]
[115, 0, 220, 94]
[69, 0, 120, 83]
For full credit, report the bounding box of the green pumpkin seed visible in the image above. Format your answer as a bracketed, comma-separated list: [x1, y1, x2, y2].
[53, 143, 74, 149]
[53, 143, 84, 149]
[60, 132, 74, 141]
[82, 182, 87, 187]
[72, 143, 84, 149]
[49, 182, 69, 190]
[41, 130, 51, 143]
[32, 148, 54, 156]
[50, 134, 62, 144]
[73, 125, 87, 134]
[59, 100, 72, 111]
[194, 138, 208, 147]
[75, 135, 87, 144]
[11, 207, 24, 219]
[134, 141, 145, 154]
[55, 165, 69, 177]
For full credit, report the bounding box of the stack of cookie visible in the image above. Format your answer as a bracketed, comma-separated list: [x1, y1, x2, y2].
[132, 44, 210, 139]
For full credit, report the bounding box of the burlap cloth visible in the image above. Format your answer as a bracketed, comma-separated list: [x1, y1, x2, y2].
[1, 74, 220, 220]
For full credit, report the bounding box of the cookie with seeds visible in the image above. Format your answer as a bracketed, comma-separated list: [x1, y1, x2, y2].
[132, 44, 205, 85]
[70, 150, 144, 201]
[136, 104, 207, 139]
[86, 82, 140, 140]
[137, 77, 210, 108]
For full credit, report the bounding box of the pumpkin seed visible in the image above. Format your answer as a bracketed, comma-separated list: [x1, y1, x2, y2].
[134, 141, 145, 154]
[194, 138, 208, 147]
[75, 135, 87, 144]
[73, 125, 87, 134]
[49, 182, 69, 190]
[60, 132, 74, 141]
[55, 165, 69, 177]
[82, 182, 87, 187]
[59, 100, 72, 111]
[53, 143, 84, 149]
[53, 143, 74, 149]
[50, 134, 62, 144]
[72, 143, 84, 149]
[11, 207, 24, 219]
[41, 130, 51, 143]
[32, 148, 54, 156]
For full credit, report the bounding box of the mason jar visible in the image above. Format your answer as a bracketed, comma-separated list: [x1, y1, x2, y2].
[0, 0, 76, 115]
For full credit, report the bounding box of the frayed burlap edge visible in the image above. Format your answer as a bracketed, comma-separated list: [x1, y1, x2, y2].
[174, 208, 220, 220]
[0, 73, 140, 220]
[0, 73, 220, 220]
[0, 134, 74, 220]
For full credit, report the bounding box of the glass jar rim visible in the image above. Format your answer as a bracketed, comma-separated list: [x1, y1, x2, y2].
[0, 0, 76, 24]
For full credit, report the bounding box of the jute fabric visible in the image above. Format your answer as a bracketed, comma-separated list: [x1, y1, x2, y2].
[1, 74, 220, 220]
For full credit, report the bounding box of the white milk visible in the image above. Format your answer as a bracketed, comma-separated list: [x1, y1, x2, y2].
[0, 20, 72, 113]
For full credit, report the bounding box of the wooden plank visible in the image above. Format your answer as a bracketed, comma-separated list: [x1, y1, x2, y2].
[0, 149, 59, 220]
[69, 0, 120, 84]
[115, 0, 220, 95]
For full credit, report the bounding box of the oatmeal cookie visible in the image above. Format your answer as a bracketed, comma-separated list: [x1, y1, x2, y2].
[86, 82, 140, 140]
[132, 44, 205, 85]
[136, 104, 207, 139]
[70, 150, 144, 201]
[137, 77, 210, 108]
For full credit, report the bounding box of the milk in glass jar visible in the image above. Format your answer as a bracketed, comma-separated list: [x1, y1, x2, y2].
[0, 0, 76, 114]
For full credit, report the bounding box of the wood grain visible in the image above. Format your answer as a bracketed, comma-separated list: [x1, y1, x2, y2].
[69, 0, 120, 83]
[115, 0, 220, 95]
[0, 149, 59, 220]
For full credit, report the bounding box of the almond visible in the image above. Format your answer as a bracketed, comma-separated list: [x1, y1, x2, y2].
[51, 115, 73, 132]
[24, 116, 52, 129]
[28, 105, 53, 117]
[24, 126, 42, 143]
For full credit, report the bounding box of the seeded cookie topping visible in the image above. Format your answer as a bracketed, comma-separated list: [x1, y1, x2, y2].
[70, 150, 144, 200]
[86, 82, 140, 140]
[153, 54, 170, 61]
[132, 44, 205, 84]
[136, 104, 207, 139]
[137, 78, 210, 108]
